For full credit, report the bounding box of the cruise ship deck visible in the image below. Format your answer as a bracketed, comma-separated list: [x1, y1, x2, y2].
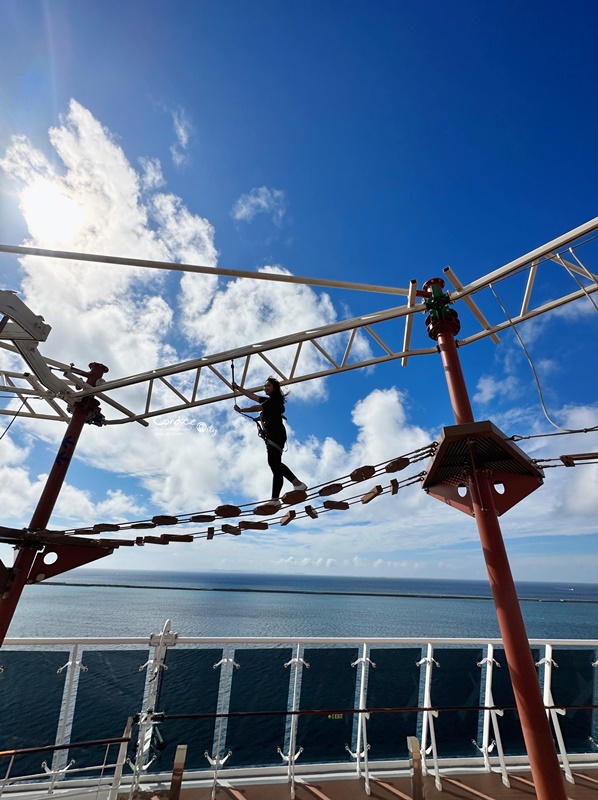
[128, 768, 598, 800]
[2, 628, 597, 800]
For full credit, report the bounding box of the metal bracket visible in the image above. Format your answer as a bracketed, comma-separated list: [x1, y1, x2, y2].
[204, 749, 232, 768]
[536, 658, 559, 668]
[57, 658, 88, 674]
[351, 656, 376, 668]
[42, 759, 75, 776]
[27, 542, 114, 584]
[284, 656, 309, 669]
[277, 745, 303, 764]
[416, 656, 440, 667]
[214, 657, 240, 669]
[345, 743, 370, 759]
[147, 631, 179, 648]
[477, 656, 501, 668]
[472, 737, 496, 755]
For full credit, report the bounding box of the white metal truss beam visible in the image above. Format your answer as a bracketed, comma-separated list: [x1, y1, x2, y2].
[0, 243, 412, 297]
[0, 290, 75, 404]
[0, 214, 597, 424]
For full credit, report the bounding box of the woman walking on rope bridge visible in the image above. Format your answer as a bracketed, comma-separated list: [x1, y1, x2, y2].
[233, 377, 307, 506]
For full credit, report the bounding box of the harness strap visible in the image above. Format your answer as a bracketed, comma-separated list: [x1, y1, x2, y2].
[266, 439, 284, 453]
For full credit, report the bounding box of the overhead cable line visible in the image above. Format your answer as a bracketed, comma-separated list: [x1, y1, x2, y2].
[512, 429, 598, 442]
[489, 283, 598, 435]
[0, 398, 27, 441]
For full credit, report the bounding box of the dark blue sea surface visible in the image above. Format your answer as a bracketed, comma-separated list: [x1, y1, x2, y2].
[8, 570, 598, 640]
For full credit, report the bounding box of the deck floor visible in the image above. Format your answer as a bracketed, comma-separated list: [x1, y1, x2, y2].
[132, 768, 598, 800]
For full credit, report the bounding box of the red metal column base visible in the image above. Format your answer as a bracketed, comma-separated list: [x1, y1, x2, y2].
[0, 362, 110, 648]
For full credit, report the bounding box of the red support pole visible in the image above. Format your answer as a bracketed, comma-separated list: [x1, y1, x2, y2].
[0, 362, 108, 647]
[423, 279, 566, 800]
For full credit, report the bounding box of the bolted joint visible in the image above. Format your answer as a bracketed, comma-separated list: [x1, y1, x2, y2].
[422, 276, 460, 339]
[67, 396, 106, 426]
[85, 405, 106, 426]
[425, 308, 461, 340]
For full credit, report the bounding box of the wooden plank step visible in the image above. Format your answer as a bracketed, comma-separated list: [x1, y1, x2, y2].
[385, 457, 410, 472]
[222, 524, 241, 536]
[318, 483, 343, 496]
[214, 505, 241, 518]
[323, 500, 350, 510]
[253, 501, 283, 515]
[350, 465, 376, 481]
[361, 485, 383, 504]
[151, 515, 179, 526]
[239, 520, 269, 530]
[282, 489, 307, 504]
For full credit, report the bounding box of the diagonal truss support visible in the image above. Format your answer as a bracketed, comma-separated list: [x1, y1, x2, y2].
[0, 213, 597, 424]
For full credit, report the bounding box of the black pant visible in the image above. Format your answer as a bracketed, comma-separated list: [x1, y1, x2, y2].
[267, 438, 297, 498]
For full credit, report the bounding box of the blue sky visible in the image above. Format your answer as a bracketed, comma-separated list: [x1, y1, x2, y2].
[0, 0, 597, 583]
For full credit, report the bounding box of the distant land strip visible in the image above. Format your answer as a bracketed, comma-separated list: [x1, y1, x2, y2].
[41, 582, 598, 603]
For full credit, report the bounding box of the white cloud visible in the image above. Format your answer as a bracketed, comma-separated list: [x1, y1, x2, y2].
[169, 107, 192, 167]
[1, 99, 596, 584]
[231, 186, 286, 225]
[139, 156, 165, 190]
[473, 374, 519, 404]
[0, 99, 370, 529]
[179, 264, 346, 399]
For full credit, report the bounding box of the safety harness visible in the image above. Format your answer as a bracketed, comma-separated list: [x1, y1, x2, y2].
[231, 361, 288, 450]
[231, 360, 266, 441]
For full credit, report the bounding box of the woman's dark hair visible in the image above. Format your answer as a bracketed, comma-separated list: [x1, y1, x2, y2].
[266, 376, 289, 401]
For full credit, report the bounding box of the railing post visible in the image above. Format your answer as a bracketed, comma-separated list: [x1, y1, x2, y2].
[539, 646, 574, 783]
[206, 643, 238, 800]
[279, 643, 307, 800]
[108, 717, 134, 800]
[347, 643, 372, 795]
[417, 644, 440, 790]
[51, 644, 87, 778]
[130, 620, 177, 794]
[477, 645, 509, 786]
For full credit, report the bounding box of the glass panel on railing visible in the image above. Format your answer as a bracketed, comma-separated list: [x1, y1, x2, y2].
[151, 647, 222, 772]
[366, 647, 422, 761]
[67, 650, 147, 773]
[296, 647, 359, 764]
[490, 647, 541, 755]
[0, 651, 69, 779]
[429, 647, 484, 758]
[551, 648, 597, 754]
[223, 647, 293, 768]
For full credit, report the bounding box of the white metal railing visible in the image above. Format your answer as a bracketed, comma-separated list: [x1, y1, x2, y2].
[0, 627, 596, 798]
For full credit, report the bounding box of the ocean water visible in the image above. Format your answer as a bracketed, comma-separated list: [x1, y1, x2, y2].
[7, 570, 598, 641]
[3, 571, 598, 778]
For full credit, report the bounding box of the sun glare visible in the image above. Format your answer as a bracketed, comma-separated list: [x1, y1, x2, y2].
[21, 179, 86, 245]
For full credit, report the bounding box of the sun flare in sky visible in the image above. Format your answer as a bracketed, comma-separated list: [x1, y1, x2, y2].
[21, 179, 86, 245]
[1, 1, 597, 582]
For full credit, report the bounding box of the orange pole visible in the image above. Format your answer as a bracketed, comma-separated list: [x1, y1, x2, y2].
[422, 277, 566, 800]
